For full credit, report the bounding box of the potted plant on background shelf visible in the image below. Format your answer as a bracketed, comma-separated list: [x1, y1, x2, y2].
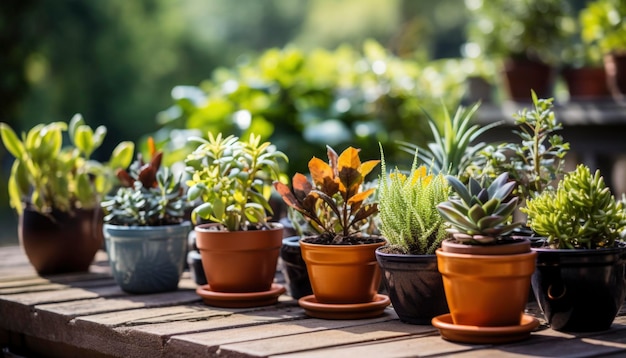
[279, 208, 314, 299]
[274, 146, 388, 319]
[0, 115, 134, 275]
[465, 0, 572, 101]
[432, 172, 538, 344]
[375, 147, 450, 324]
[185, 132, 288, 308]
[522, 164, 626, 332]
[101, 138, 190, 294]
[581, 0, 626, 99]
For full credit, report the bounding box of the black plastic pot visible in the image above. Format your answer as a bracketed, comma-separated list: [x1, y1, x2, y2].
[532, 246, 626, 332]
[280, 236, 312, 299]
[375, 248, 448, 324]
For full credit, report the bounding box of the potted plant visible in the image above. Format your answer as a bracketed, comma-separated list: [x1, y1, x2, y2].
[580, 0, 626, 99]
[101, 139, 191, 294]
[375, 147, 450, 324]
[465, 0, 571, 100]
[432, 172, 538, 343]
[0, 115, 134, 274]
[522, 164, 626, 332]
[185, 132, 288, 308]
[279, 208, 314, 299]
[274, 146, 388, 319]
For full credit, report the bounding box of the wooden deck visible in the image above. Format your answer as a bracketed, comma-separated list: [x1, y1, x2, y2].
[2, 245, 626, 357]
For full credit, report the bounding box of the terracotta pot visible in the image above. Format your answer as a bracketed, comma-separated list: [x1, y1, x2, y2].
[562, 66, 611, 100]
[195, 223, 283, 293]
[436, 239, 536, 326]
[300, 238, 385, 304]
[103, 222, 190, 293]
[532, 246, 626, 332]
[375, 248, 448, 324]
[604, 53, 626, 100]
[502, 58, 554, 101]
[19, 207, 103, 275]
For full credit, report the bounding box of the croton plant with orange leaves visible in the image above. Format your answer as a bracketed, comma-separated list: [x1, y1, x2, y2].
[273, 146, 380, 244]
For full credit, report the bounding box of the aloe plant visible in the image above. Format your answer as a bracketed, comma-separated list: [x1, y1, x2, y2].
[397, 102, 499, 179]
[378, 147, 449, 255]
[437, 172, 521, 244]
[273, 146, 379, 244]
[101, 138, 188, 226]
[0, 114, 134, 216]
[523, 164, 626, 249]
[185, 132, 287, 231]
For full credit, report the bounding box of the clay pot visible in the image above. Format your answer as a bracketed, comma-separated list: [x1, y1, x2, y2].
[19, 207, 103, 275]
[195, 223, 283, 293]
[502, 58, 555, 101]
[103, 222, 190, 294]
[562, 66, 611, 100]
[375, 248, 448, 324]
[532, 246, 626, 332]
[300, 238, 385, 304]
[604, 53, 626, 100]
[436, 239, 536, 326]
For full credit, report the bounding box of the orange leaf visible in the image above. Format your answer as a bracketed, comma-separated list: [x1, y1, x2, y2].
[273, 181, 299, 209]
[292, 173, 313, 201]
[359, 159, 380, 178]
[308, 157, 334, 188]
[347, 187, 375, 205]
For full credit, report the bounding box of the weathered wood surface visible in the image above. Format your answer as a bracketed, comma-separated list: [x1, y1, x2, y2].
[1, 244, 626, 357]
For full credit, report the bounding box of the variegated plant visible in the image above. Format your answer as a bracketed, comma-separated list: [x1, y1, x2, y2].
[437, 172, 521, 244]
[273, 146, 379, 244]
[378, 148, 449, 255]
[0, 114, 134, 216]
[185, 132, 288, 231]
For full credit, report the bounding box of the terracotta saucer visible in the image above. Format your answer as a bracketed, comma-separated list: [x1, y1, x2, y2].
[298, 294, 390, 319]
[196, 283, 286, 308]
[431, 313, 540, 344]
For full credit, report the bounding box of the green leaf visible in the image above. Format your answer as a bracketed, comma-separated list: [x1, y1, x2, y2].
[69, 114, 85, 140]
[74, 125, 95, 157]
[0, 123, 25, 159]
[75, 173, 94, 206]
[108, 141, 135, 169]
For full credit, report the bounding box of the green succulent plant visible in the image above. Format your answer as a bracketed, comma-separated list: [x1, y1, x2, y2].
[523, 164, 626, 249]
[480, 91, 570, 204]
[101, 139, 188, 226]
[581, 0, 626, 54]
[185, 132, 288, 231]
[437, 172, 521, 244]
[397, 102, 499, 181]
[0, 114, 134, 216]
[378, 148, 449, 255]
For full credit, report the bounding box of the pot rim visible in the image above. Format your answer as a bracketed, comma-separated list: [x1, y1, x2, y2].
[375, 246, 435, 259]
[104, 221, 192, 231]
[194, 222, 284, 233]
[299, 237, 386, 249]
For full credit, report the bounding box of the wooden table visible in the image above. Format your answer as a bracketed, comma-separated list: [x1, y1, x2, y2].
[2, 245, 626, 358]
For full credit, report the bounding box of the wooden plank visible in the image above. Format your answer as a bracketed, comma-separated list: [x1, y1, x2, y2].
[216, 319, 437, 357]
[165, 311, 402, 356]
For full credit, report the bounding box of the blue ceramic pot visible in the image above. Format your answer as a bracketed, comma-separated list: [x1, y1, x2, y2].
[104, 222, 191, 294]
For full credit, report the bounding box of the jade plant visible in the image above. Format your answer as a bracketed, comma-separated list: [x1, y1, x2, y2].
[101, 138, 188, 226]
[480, 91, 570, 204]
[185, 132, 288, 231]
[523, 164, 626, 249]
[437, 172, 521, 244]
[378, 148, 449, 255]
[0, 114, 134, 216]
[273, 145, 380, 245]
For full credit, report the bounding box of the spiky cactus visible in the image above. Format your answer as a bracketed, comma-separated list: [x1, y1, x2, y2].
[523, 165, 626, 249]
[437, 172, 521, 244]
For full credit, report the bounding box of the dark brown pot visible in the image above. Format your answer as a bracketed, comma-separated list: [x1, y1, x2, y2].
[562, 66, 611, 100]
[19, 208, 103, 275]
[300, 238, 385, 304]
[502, 58, 555, 101]
[604, 53, 626, 100]
[195, 223, 283, 293]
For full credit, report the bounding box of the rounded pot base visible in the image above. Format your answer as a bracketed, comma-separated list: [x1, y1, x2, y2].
[298, 294, 390, 319]
[431, 313, 539, 344]
[196, 283, 285, 308]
